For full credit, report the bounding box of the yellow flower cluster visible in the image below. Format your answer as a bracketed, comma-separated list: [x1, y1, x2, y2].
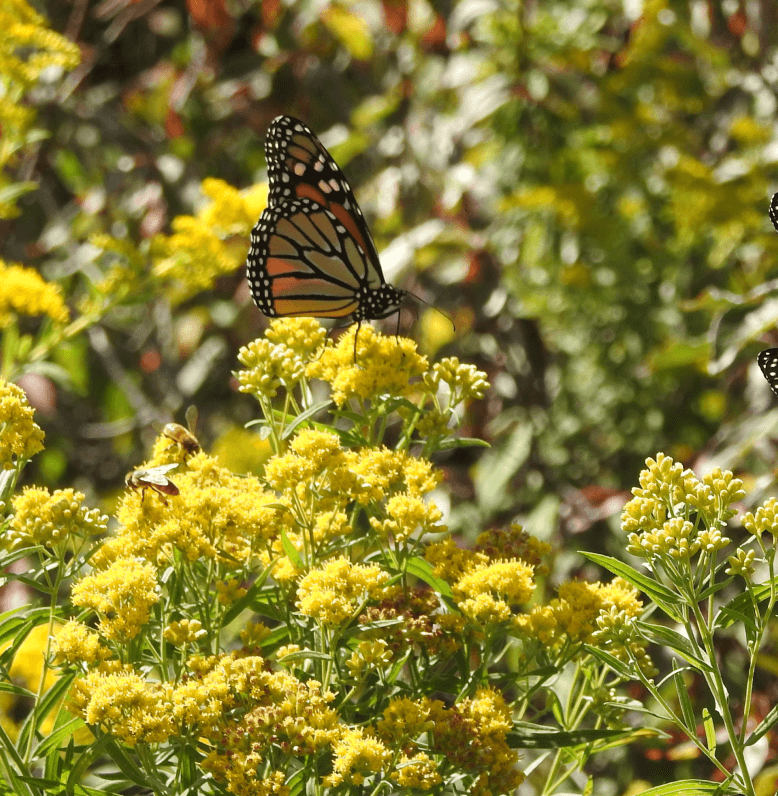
[1, 0, 80, 218]
[237, 338, 306, 400]
[53, 621, 111, 666]
[8, 487, 108, 549]
[307, 324, 429, 406]
[426, 533, 537, 626]
[71, 558, 160, 641]
[296, 557, 389, 626]
[69, 665, 174, 746]
[591, 606, 657, 676]
[0, 379, 44, 468]
[742, 497, 778, 538]
[106, 450, 281, 568]
[622, 453, 743, 562]
[515, 578, 643, 650]
[0, 260, 69, 328]
[151, 179, 268, 304]
[375, 690, 524, 795]
[236, 319, 489, 450]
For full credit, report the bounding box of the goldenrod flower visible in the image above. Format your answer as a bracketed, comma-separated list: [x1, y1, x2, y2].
[265, 317, 327, 359]
[69, 667, 174, 746]
[52, 621, 111, 666]
[163, 619, 206, 646]
[454, 559, 535, 625]
[376, 696, 436, 742]
[391, 752, 442, 789]
[296, 557, 389, 626]
[423, 356, 489, 402]
[0, 261, 69, 327]
[151, 180, 268, 304]
[345, 639, 392, 677]
[8, 487, 108, 550]
[215, 578, 247, 605]
[115, 450, 281, 566]
[726, 547, 757, 577]
[371, 492, 443, 542]
[322, 727, 391, 787]
[236, 338, 305, 399]
[742, 498, 778, 539]
[0, 379, 44, 468]
[71, 558, 160, 641]
[307, 324, 428, 407]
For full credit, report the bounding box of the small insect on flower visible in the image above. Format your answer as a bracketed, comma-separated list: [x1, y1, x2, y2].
[125, 464, 180, 505]
[162, 423, 200, 455]
[757, 348, 778, 397]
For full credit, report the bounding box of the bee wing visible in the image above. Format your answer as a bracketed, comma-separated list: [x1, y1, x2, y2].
[140, 463, 179, 483]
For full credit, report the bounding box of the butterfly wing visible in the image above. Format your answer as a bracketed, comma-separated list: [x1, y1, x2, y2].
[770, 193, 778, 234]
[247, 116, 402, 320]
[758, 348, 778, 397]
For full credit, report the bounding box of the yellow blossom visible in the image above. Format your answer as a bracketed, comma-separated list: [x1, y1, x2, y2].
[0, 261, 69, 327]
[114, 451, 282, 566]
[742, 498, 778, 538]
[265, 317, 327, 359]
[322, 727, 391, 787]
[69, 667, 174, 746]
[391, 752, 442, 789]
[297, 557, 390, 626]
[8, 487, 108, 549]
[422, 356, 489, 402]
[454, 559, 535, 624]
[52, 621, 111, 666]
[0, 379, 44, 468]
[346, 639, 392, 677]
[71, 558, 160, 641]
[236, 338, 305, 400]
[306, 325, 428, 407]
[215, 578, 248, 605]
[371, 492, 443, 542]
[151, 180, 267, 304]
[240, 620, 272, 648]
[164, 619, 206, 646]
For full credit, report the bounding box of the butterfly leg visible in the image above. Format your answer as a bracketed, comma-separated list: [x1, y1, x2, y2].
[353, 320, 362, 364]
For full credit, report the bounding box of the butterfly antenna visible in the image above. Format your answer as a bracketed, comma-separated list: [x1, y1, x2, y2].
[404, 290, 456, 332]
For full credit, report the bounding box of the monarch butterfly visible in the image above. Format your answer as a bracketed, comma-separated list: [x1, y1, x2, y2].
[758, 349, 778, 396]
[246, 116, 405, 346]
[770, 192, 778, 233]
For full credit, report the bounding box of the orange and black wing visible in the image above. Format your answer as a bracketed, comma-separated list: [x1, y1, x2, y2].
[246, 116, 403, 321]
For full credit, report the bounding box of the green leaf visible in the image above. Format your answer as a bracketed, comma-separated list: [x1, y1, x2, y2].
[281, 400, 333, 439]
[620, 781, 724, 796]
[507, 725, 627, 748]
[35, 718, 86, 759]
[404, 557, 453, 598]
[437, 436, 491, 450]
[747, 700, 778, 745]
[281, 529, 304, 569]
[277, 649, 332, 663]
[702, 708, 716, 753]
[583, 645, 637, 679]
[635, 621, 713, 672]
[673, 663, 695, 731]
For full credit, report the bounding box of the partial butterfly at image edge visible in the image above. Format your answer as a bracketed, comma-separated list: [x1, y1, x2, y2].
[757, 348, 778, 397]
[245, 115, 405, 352]
[770, 192, 778, 234]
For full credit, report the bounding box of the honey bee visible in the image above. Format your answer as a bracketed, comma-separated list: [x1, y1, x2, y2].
[125, 463, 180, 504]
[162, 423, 200, 455]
